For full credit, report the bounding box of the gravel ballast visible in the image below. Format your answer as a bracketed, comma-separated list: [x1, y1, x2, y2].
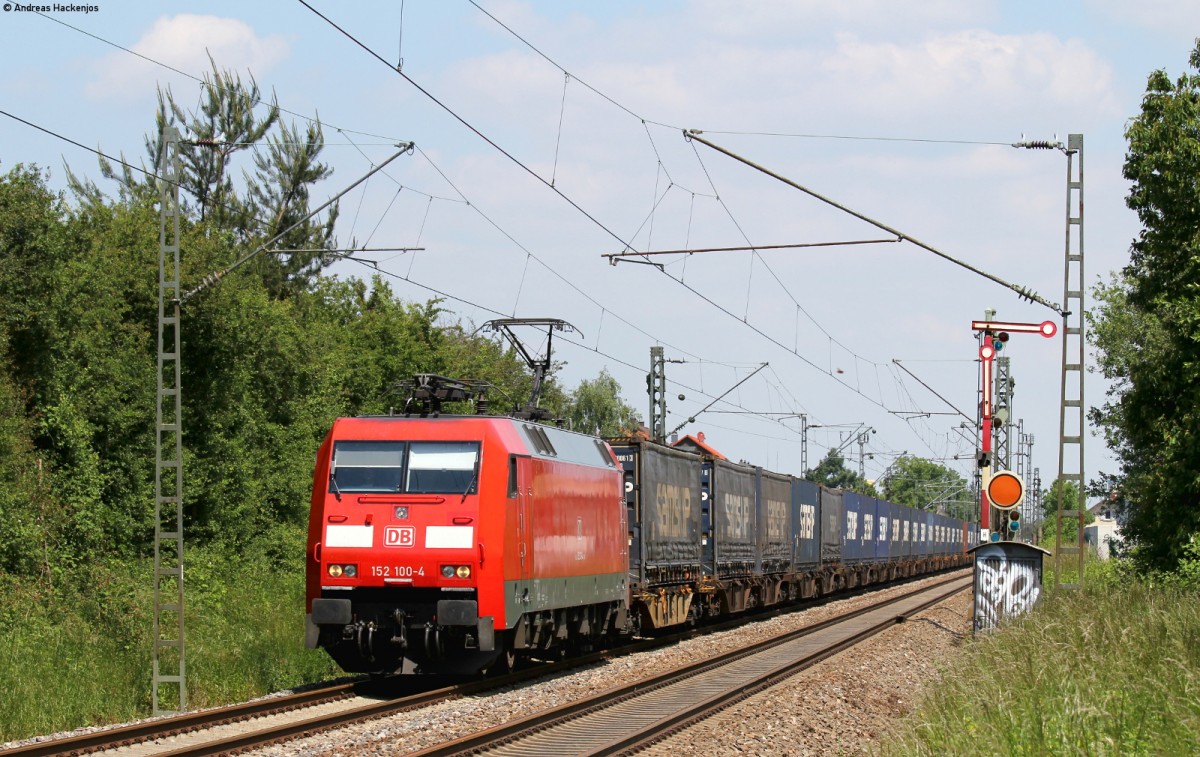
[0, 572, 971, 756]
[254, 572, 973, 757]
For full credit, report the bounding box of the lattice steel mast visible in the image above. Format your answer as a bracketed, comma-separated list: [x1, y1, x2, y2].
[1055, 134, 1087, 587]
[153, 127, 186, 714]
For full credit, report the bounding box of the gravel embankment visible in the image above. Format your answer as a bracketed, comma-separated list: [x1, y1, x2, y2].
[253, 572, 972, 757]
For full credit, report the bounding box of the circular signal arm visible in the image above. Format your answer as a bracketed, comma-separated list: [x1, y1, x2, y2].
[987, 470, 1025, 510]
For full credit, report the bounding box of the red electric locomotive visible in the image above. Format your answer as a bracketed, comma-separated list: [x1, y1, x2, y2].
[304, 376, 628, 675]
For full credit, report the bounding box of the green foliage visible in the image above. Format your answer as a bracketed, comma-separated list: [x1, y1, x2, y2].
[1088, 39, 1200, 571]
[0, 562, 152, 739]
[161, 57, 280, 229]
[881, 455, 970, 518]
[0, 363, 54, 577]
[246, 118, 337, 296]
[563, 368, 640, 436]
[882, 578, 1200, 756]
[0, 536, 341, 741]
[0, 64, 642, 735]
[805, 449, 877, 496]
[1179, 535, 1200, 588]
[184, 537, 342, 708]
[1033, 479, 1093, 543]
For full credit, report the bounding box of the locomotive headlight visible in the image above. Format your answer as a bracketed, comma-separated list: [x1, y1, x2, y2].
[394, 506, 409, 520]
[343, 564, 357, 578]
[441, 565, 455, 578]
[455, 565, 471, 579]
[328, 564, 343, 578]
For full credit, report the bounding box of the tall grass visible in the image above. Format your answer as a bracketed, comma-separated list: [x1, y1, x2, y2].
[0, 571, 150, 739]
[883, 562, 1200, 755]
[0, 539, 341, 743]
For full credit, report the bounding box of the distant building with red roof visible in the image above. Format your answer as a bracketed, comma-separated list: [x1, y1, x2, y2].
[671, 431, 726, 459]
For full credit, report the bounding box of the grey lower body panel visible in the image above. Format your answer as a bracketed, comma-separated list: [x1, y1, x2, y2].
[504, 571, 626, 629]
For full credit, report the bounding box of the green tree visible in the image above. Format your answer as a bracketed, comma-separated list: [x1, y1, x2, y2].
[161, 57, 279, 229]
[882, 455, 970, 517]
[1040, 479, 1093, 542]
[805, 450, 876, 496]
[0, 165, 158, 563]
[1089, 40, 1200, 571]
[563, 369, 640, 436]
[245, 118, 337, 296]
[72, 59, 339, 300]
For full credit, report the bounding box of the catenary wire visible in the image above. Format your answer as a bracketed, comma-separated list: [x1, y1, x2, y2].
[38, 5, 960, 462]
[298, 1, 940, 425]
[3, 36, 828, 458]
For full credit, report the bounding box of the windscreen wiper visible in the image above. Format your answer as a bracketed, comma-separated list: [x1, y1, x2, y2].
[461, 469, 479, 504]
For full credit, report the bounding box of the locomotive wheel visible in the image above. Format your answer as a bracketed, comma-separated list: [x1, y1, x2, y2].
[482, 632, 518, 676]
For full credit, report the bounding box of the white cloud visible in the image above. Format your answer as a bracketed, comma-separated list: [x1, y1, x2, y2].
[828, 30, 1117, 113]
[447, 14, 1119, 141]
[663, 29, 1120, 129]
[86, 15, 288, 101]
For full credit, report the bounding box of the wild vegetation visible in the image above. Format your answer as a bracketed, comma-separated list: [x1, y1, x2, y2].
[1087, 40, 1200, 572]
[886, 40, 1200, 754]
[0, 63, 638, 741]
[883, 549, 1200, 756]
[4, 35, 1200, 748]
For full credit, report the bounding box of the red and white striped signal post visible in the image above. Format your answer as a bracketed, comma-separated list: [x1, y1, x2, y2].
[972, 319, 1056, 539]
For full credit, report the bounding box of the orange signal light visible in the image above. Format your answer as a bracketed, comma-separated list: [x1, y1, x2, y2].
[987, 470, 1024, 509]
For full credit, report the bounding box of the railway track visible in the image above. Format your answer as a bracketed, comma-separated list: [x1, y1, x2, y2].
[1, 571, 969, 757]
[411, 574, 972, 757]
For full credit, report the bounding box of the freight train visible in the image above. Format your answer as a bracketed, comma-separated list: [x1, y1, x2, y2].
[304, 376, 975, 676]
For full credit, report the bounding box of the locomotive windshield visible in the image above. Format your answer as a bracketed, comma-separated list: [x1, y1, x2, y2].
[407, 442, 478, 493]
[329, 440, 480, 494]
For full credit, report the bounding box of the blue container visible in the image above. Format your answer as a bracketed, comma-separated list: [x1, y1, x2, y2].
[842, 491, 873, 563]
[870, 497, 888, 561]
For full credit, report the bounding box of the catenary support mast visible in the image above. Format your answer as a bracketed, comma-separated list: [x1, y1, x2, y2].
[1055, 134, 1087, 587]
[153, 127, 186, 714]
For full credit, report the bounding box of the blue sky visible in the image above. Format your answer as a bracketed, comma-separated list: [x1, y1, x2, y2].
[3, 1, 1199, 503]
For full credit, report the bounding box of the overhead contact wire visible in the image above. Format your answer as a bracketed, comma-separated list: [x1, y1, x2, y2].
[298, 2, 939, 423]
[298, 0, 633, 254]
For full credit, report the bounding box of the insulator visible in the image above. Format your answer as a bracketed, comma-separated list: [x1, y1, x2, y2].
[1012, 139, 1063, 150]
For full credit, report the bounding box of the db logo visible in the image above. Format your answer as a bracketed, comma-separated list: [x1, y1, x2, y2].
[384, 526, 416, 547]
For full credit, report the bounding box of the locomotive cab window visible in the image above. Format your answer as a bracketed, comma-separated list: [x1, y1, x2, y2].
[330, 441, 404, 492]
[407, 442, 479, 494]
[329, 441, 480, 494]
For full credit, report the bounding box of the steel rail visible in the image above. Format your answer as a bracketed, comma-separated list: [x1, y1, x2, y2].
[409, 575, 971, 756]
[3, 569, 969, 756]
[0, 683, 360, 757]
[602, 578, 971, 756]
